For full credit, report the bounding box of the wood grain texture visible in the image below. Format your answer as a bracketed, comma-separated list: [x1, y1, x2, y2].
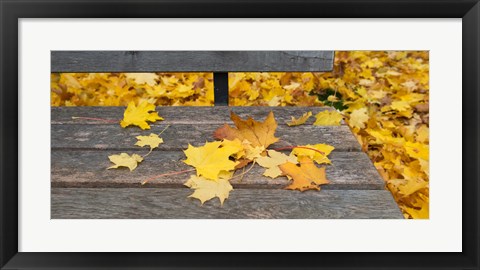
[51, 124, 360, 152]
[51, 51, 334, 72]
[51, 188, 402, 219]
[51, 106, 343, 125]
[51, 150, 384, 190]
[49, 106, 402, 219]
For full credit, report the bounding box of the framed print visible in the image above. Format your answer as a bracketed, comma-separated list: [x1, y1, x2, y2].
[1, 0, 479, 269]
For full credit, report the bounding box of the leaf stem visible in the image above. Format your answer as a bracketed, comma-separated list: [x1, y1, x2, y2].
[158, 125, 170, 136]
[231, 161, 256, 181]
[271, 146, 325, 156]
[141, 168, 196, 185]
[71, 116, 119, 123]
[142, 148, 154, 158]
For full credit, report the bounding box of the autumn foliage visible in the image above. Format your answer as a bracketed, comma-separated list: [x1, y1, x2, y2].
[51, 72, 214, 106]
[51, 51, 429, 219]
[105, 110, 334, 205]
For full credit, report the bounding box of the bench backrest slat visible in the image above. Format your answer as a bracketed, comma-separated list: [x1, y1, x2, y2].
[51, 51, 334, 73]
[51, 50, 334, 105]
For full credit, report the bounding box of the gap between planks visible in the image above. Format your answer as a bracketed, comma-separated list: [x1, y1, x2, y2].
[51, 150, 385, 190]
[51, 124, 360, 152]
[51, 106, 345, 125]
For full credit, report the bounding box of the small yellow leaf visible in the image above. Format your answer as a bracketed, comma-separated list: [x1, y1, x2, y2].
[349, 108, 369, 129]
[327, 95, 339, 102]
[120, 101, 163, 130]
[135, 133, 164, 151]
[313, 110, 343, 126]
[108, 153, 143, 171]
[184, 174, 233, 205]
[256, 150, 298, 178]
[286, 111, 312, 126]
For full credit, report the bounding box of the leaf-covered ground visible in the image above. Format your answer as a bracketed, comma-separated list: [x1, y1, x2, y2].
[51, 72, 214, 106]
[50, 51, 429, 219]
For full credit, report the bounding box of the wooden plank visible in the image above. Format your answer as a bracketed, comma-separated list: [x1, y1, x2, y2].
[51, 124, 361, 152]
[51, 106, 343, 125]
[51, 188, 403, 219]
[51, 51, 334, 72]
[51, 150, 385, 190]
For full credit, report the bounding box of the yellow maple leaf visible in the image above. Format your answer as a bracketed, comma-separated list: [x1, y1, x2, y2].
[291, 144, 335, 164]
[174, 84, 195, 98]
[390, 100, 411, 112]
[396, 179, 428, 197]
[125, 73, 159, 86]
[135, 133, 164, 151]
[184, 173, 233, 205]
[404, 142, 429, 161]
[213, 111, 279, 148]
[313, 110, 343, 126]
[107, 153, 143, 171]
[286, 111, 312, 126]
[120, 101, 163, 130]
[349, 108, 369, 129]
[279, 156, 330, 191]
[183, 141, 241, 181]
[256, 150, 298, 178]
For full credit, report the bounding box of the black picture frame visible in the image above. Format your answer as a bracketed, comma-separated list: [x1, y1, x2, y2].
[1, 0, 478, 269]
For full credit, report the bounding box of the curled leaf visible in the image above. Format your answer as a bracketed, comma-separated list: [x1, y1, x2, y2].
[286, 111, 312, 126]
[313, 110, 343, 126]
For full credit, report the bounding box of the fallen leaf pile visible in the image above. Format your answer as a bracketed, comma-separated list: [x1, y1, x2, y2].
[105, 105, 335, 205]
[228, 51, 429, 219]
[51, 72, 214, 106]
[182, 111, 334, 204]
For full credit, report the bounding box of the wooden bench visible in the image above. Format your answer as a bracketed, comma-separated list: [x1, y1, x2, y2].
[50, 51, 403, 219]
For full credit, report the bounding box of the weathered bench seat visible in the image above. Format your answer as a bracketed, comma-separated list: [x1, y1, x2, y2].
[51, 106, 403, 219]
